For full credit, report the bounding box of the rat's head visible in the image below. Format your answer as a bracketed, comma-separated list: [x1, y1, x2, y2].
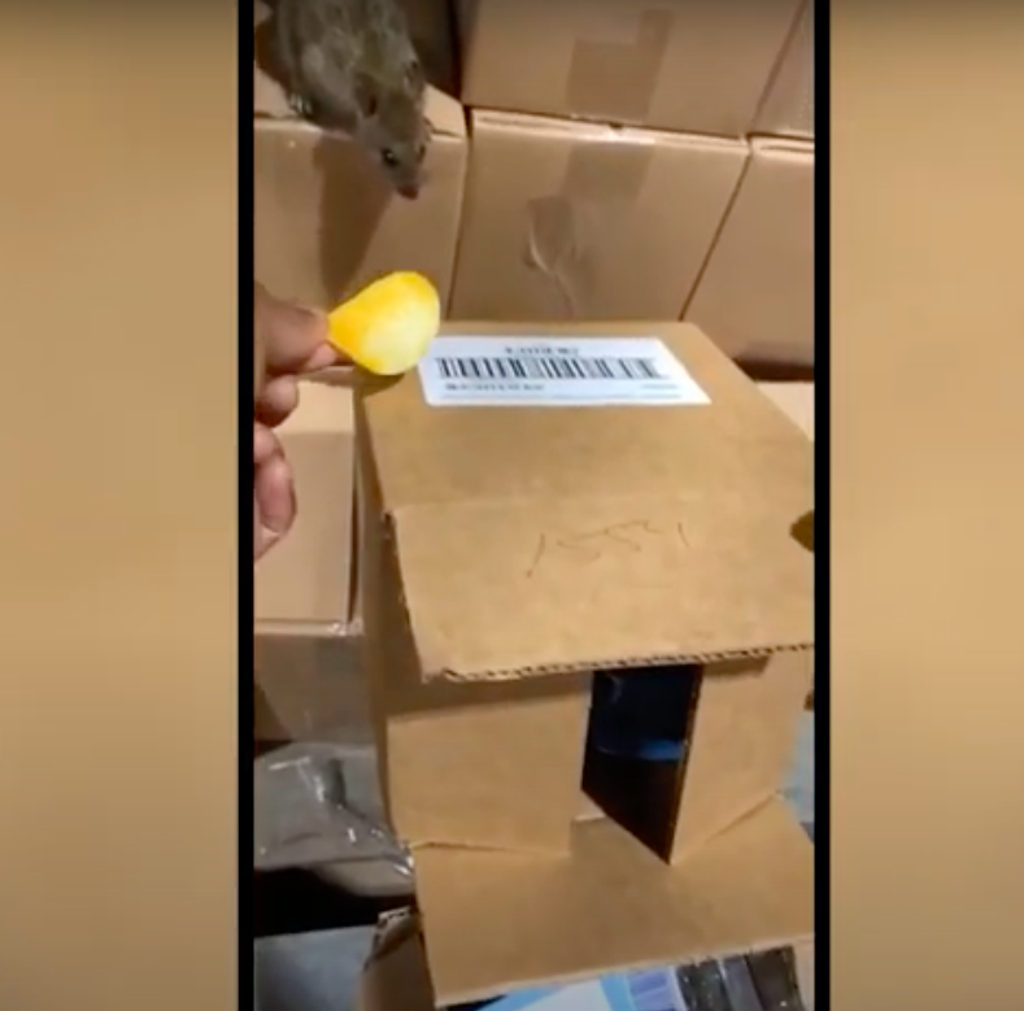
[354, 63, 430, 199]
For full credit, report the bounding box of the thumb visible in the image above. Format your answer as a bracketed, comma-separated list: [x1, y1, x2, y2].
[255, 282, 330, 373]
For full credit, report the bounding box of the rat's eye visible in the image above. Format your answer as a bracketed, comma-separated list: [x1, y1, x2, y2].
[381, 149, 399, 168]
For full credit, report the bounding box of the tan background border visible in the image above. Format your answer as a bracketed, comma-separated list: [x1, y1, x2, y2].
[832, 5, 1024, 1008]
[0, 10, 237, 1011]
[0, 4, 1022, 1009]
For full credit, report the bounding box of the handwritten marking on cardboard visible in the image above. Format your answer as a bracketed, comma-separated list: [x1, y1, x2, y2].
[525, 519, 690, 579]
[418, 336, 711, 407]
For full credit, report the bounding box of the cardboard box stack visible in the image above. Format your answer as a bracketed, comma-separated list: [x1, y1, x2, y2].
[252, 0, 814, 359]
[451, 0, 816, 372]
[684, 2, 815, 370]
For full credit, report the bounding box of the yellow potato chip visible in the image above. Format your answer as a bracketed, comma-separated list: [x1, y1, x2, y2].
[327, 271, 440, 376]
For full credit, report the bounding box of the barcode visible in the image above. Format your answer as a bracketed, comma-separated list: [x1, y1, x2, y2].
[627, 969, 684, 1011]
[434, 355, 665, 382]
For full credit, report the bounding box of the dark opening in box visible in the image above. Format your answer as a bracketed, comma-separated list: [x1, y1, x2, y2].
[582, 664, 701, 861]
[580, 651, 810, 864]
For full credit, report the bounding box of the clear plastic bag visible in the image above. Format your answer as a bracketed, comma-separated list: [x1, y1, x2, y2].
[254, 741, 413, 898]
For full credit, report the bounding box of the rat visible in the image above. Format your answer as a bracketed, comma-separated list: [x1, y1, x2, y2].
[272, 0, 431, 199]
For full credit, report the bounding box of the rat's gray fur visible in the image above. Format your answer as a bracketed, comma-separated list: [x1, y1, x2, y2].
[274, 0, 430, 198]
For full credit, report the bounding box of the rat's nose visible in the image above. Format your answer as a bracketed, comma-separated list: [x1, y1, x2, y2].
[397, 182, 420, 200]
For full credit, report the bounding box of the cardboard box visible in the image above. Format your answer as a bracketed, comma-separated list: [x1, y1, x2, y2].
[450, 110, 748, 321]
[358, 801, 813, 1008]
[794, 940, 815, 1010]
[396, 0, 459, 97]
[759, 382, 815, 709]
[456, 0, 804, 138]
[253, 41, 468, 311]
[760, 381, 814, 440]
[254, 372, 365, 742]
[357, 322, 814, 857]
[685, 138, 815, 370]
[754, 0, 815, 140]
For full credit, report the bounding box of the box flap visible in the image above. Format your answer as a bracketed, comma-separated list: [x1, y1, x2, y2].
[391, 492, 811, 678]
[361, 323, 813, 680]
[414, 797, 813, 1007]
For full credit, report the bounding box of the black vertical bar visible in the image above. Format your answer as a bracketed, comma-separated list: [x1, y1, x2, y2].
[811, 0, 827, 1006]
[240, 1, 256, 1008]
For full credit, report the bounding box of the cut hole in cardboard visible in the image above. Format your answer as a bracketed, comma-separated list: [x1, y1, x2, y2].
[582, 664, 700, 861]
[582, 652, 811, 864]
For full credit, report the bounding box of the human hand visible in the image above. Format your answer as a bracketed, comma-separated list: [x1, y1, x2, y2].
[254, 283, 346, 562]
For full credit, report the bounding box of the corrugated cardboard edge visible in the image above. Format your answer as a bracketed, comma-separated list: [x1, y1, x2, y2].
[380, 513, 814, 682]
[415, 646, 817, 684]
[388, 486, 814, 681]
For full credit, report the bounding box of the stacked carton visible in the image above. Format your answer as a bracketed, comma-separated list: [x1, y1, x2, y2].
[686, 2, 815, 371]
[451, 0, 815, 371]
[353, 321, 815, 1008]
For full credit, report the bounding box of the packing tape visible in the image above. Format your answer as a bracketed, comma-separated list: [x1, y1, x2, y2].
[523, 139, 653, 317]
[566, 8, 673, 125]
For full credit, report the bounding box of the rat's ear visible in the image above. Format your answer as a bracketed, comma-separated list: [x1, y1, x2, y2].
[353, 72, 379, 118]
[404, 58, 426, 93]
